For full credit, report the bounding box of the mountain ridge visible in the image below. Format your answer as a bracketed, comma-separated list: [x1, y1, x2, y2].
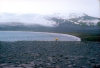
[0, 13, 100, 26]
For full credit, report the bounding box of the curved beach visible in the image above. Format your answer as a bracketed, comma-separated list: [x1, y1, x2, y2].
[0, 31, 81, 41]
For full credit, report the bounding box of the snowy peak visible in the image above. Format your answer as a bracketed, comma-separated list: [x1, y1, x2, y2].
[49, 13, 100, 26]
[68, 13, 87, 19]
[49, 12, 88, 19]
[0, 13, 100, 27]
[68, 14, 100, 26]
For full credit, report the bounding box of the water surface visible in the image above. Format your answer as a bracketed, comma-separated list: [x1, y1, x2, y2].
[0, 31, 81, 41]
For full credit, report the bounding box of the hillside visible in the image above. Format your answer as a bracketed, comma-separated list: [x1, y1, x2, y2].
[0, 13, 100, 41]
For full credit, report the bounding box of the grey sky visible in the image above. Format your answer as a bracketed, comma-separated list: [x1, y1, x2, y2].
[0, 0, 99, 17]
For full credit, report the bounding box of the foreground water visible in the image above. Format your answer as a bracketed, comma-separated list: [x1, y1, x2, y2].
[0, 31, 81, 41]
[0, 41, 100, 68]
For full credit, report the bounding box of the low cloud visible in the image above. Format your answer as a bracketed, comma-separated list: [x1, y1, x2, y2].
[0, 13, 56, 27]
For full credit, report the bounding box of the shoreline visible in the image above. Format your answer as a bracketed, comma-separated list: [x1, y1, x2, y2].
[0, 31, 81, 41]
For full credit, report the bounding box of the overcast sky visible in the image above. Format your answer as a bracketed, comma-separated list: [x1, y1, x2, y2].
[0, 0, 100, 17]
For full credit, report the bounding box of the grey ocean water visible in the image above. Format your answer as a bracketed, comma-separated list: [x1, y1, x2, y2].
[0, 31, 81, 41]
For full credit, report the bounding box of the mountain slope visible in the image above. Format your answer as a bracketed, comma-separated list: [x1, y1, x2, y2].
[0, 13, 100, 41]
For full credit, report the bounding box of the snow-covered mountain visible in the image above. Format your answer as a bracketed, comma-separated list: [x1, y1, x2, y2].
[0, 13, 100, 41]
[0, 13, 100, 27]
[48, 13, 100, 26]
[68, 14, 100, 26]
